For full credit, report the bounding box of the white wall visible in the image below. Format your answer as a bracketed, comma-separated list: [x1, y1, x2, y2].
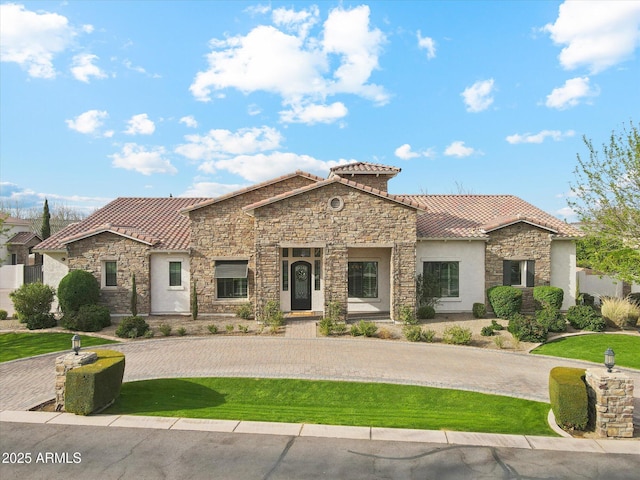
[550, 240, 577, 310]
[0, 221, 31, 266]
[577, 268, 626, 300]
[416, 240, 485, 312]
[42, 252, 69, 312]
[150, 254, 191, 314]
[0, 264, 23, 290]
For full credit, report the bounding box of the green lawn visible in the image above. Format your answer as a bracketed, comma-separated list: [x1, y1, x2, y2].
[104, 377, 556, 436]
[531, 333, 640, 369]
[0, 332, 117, 362]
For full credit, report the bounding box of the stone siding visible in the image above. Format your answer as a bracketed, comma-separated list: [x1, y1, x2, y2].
[188, 175, 317, 314]
[585, 369, 634, 438]
[252, 182, 417, 321]
[338, 174, 392, 192]
[485, 223, 552, 313]
[67, 233, 150, 314]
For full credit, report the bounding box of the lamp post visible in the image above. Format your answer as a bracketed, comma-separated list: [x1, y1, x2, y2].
[604, 347, 615, 373]
[72, 334, 81, 355]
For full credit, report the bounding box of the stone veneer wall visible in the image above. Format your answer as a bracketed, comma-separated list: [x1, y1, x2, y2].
[336, 174, 391, 192]
[188, 175, 317, 314]
[485, 223, 552, 312]
[67, 233, 150, 314]
[585, 369, 634, 438]
[252, 182, 417, 321]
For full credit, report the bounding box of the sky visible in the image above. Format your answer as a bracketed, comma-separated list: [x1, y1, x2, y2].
[1, 0, 639, 220]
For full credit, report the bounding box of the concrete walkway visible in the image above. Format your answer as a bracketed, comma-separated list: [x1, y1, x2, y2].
[1, 335, 638, 454]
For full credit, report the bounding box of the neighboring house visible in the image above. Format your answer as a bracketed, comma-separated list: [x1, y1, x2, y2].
[34, 162, 582, 319]
[0, 215, 32, 266]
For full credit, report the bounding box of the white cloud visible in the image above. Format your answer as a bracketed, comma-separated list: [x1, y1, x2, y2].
[0, 181, 110, 213]
[66, 109, 108, 135]
[444, 141, 478, 158]
[71, 53, 107, 83]
[556, 206, 576, 219]
[279, 101, 348, 124]
[179, 115, 198, 128]
[181, 181, 248, 197]
[461, 79, 495, 112]
[123, 59, 161, 78]
[394, 143, 435, 160]
[543, 1, 640, 73]
[110, 143, 177, 175]
[417, 31, 436, 59]
[124, 113, 156, 135]
[506, 129, 575, 144]
[190, 5, 387, 124]
[0, 3, 74, 79]
[545, 76, 599, 109]
[175, 126, 283, 161]
[82, 24, 94, 34]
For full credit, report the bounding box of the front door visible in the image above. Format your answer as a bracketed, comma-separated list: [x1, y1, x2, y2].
[291, 261, 312, 310]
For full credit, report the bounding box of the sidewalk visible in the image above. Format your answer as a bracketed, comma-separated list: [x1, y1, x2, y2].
[1, 410, 637, 455]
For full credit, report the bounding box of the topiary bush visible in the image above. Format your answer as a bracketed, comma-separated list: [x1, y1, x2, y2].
[61, 304, 111, 332]
[487, 286, 522, 319]
[535, 307, 567, 333]
[0, 309, 8, 320]
[533, 286, 564, 310]
[416, 305, 435, 320]
[57, 270, 100, 314]
[549, 366, 588, 431]
[115, 316, 149, 338]
[472, 302, 486, 319]
[566, 305, 605, 331]
[442, 325, 472, 345]
[508, 313, 548, 342]
[9, 282, 56, 326]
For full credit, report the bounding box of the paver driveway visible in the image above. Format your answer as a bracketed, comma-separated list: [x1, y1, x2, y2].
[2, 335, 640, 417]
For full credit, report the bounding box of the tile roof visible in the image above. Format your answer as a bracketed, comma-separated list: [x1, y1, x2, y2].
[7, 232, 42, 244]
[402, 195, 583, 239]
[181, 171, 324, 213]
[329, 161, 401, 176]
[243, 175, 423, 213]
[34, 197, 207, 252]
[0, 214, 30, 226]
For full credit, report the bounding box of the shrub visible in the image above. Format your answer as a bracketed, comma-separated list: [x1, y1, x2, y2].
[191, 281, 198, 321]
[325, 301, 343, 323]
[207, 324, 218, 334]
[491, 320, 504, 330]
[225, 324, 234, 333]
[487, 286, 522, 319]
[130, 274, 137, 317]
[377, 327, 394, 339]
[442, 325, 472, 345]
[533, 286, 564, 310]
[333, 322, 347, 335]
[416, 305, 436, 320]
[10, 282, 56, 323]
[62, 305, 111, 332]
[403, 325, 435, 342]
[26, 313, 57, 330]
[566, 305, 605, 331]
[549, 367, 588, 431]
[262, 300, 284, 327]
[493, 336, 505, 349]
[535, 307, 567, 333]
[628, 292, 640, 306]
[508, 314, 548, 343]
[481, 325, 494, 336]
[236, 302, 253, 320]
[416, 273, 440, 309]
[577, 293, 595, 307]
[600, 296, 640, 329]
[159, 324, 172, 336]
[400, 305, 418, 324]
[472, 302, 486, 319]
[318, 317, 334, 336]
[177, 327, 187, 336]
[115, 316, 149, 338]
[57, 270, 100, 314]
[238, 324, 249, 333]
[350, 320, 378, 337]
[0, 309, 8, 320]
[65, 349, 125, 415]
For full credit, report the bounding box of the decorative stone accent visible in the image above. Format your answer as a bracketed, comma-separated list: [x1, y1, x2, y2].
[585, 368, 634, 438]
[55, 351, 98, 412]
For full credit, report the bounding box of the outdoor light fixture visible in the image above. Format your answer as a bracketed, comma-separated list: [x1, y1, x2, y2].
[604, 347, 615, 373]
[72, 334, 81, 355]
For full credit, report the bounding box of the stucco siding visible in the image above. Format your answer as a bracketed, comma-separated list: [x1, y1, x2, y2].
[150, 254, 190, 314]
[550, 240, 577, 310]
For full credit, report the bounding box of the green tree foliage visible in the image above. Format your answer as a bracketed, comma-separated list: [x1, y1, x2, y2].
[130, 273, 138, 317]
[58, 270, 100, 314]
[569, 122, 640, 283]
[41, 199, 51, 239]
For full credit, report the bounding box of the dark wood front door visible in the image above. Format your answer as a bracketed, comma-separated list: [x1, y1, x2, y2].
[291, 261, 312, 310]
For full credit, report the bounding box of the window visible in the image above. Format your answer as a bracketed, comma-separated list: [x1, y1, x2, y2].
[503, 260, 535, 287]
[169, 261, 182, 287]
[215, 260, 248, 299]
[314, 259, 321, 290]
[423, 262, 459, 298]
[292, 248, 311, 257]
[282, 260, 289, 291]
[105, 261, 117, 287]
[348, 261, 378, 298]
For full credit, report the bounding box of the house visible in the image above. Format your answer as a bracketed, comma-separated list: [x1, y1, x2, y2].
[0, 215, 33, 266]
[34, 162, 582, 320]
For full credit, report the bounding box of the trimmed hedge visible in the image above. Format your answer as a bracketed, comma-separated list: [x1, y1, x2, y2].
[535, 307, 567, 333]
[508, 314, 548, 342]
[472, 302, 486, 319]
[62, 305, 111, 332]
[65, 349, 125, 415]
[115, 316, 149, 338]
[566, 305, 605, 332]
[57, 270, 100, 314]
[533, 286, 564, 310]
[487, 286, 522, 319]
[548, 366, 588, 431]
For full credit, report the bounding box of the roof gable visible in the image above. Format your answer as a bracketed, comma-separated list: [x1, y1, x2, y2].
[329, 161, 400, 177]
[7, 232, 42, 245]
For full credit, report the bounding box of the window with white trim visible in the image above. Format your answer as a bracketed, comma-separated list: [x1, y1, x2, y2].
[169, 261, 182, 287]
[348, 261, 378, 298]
[423, 261, 459, 298]
[104, 261, 117, 287]
[503, 260, 535, 287]
[215, 260, 248, 299]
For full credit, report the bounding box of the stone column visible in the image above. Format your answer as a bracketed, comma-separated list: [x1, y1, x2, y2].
[55, 351, 98, 412]
[585, 368, 634, 438]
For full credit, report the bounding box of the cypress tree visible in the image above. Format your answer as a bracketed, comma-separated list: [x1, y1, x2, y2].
[131, 273, 138, 316]
[41, 199, 51, 239]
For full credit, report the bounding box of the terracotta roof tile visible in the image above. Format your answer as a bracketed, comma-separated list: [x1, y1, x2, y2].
[34, 197, 207, 252]
[402, 195, 582, 239]
[330, 161, 401, 176]
[7, 232, 41, 244]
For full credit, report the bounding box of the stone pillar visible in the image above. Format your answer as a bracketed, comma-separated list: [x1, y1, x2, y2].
[55, 351, 98, 412]
[585, 368, 634, 438]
